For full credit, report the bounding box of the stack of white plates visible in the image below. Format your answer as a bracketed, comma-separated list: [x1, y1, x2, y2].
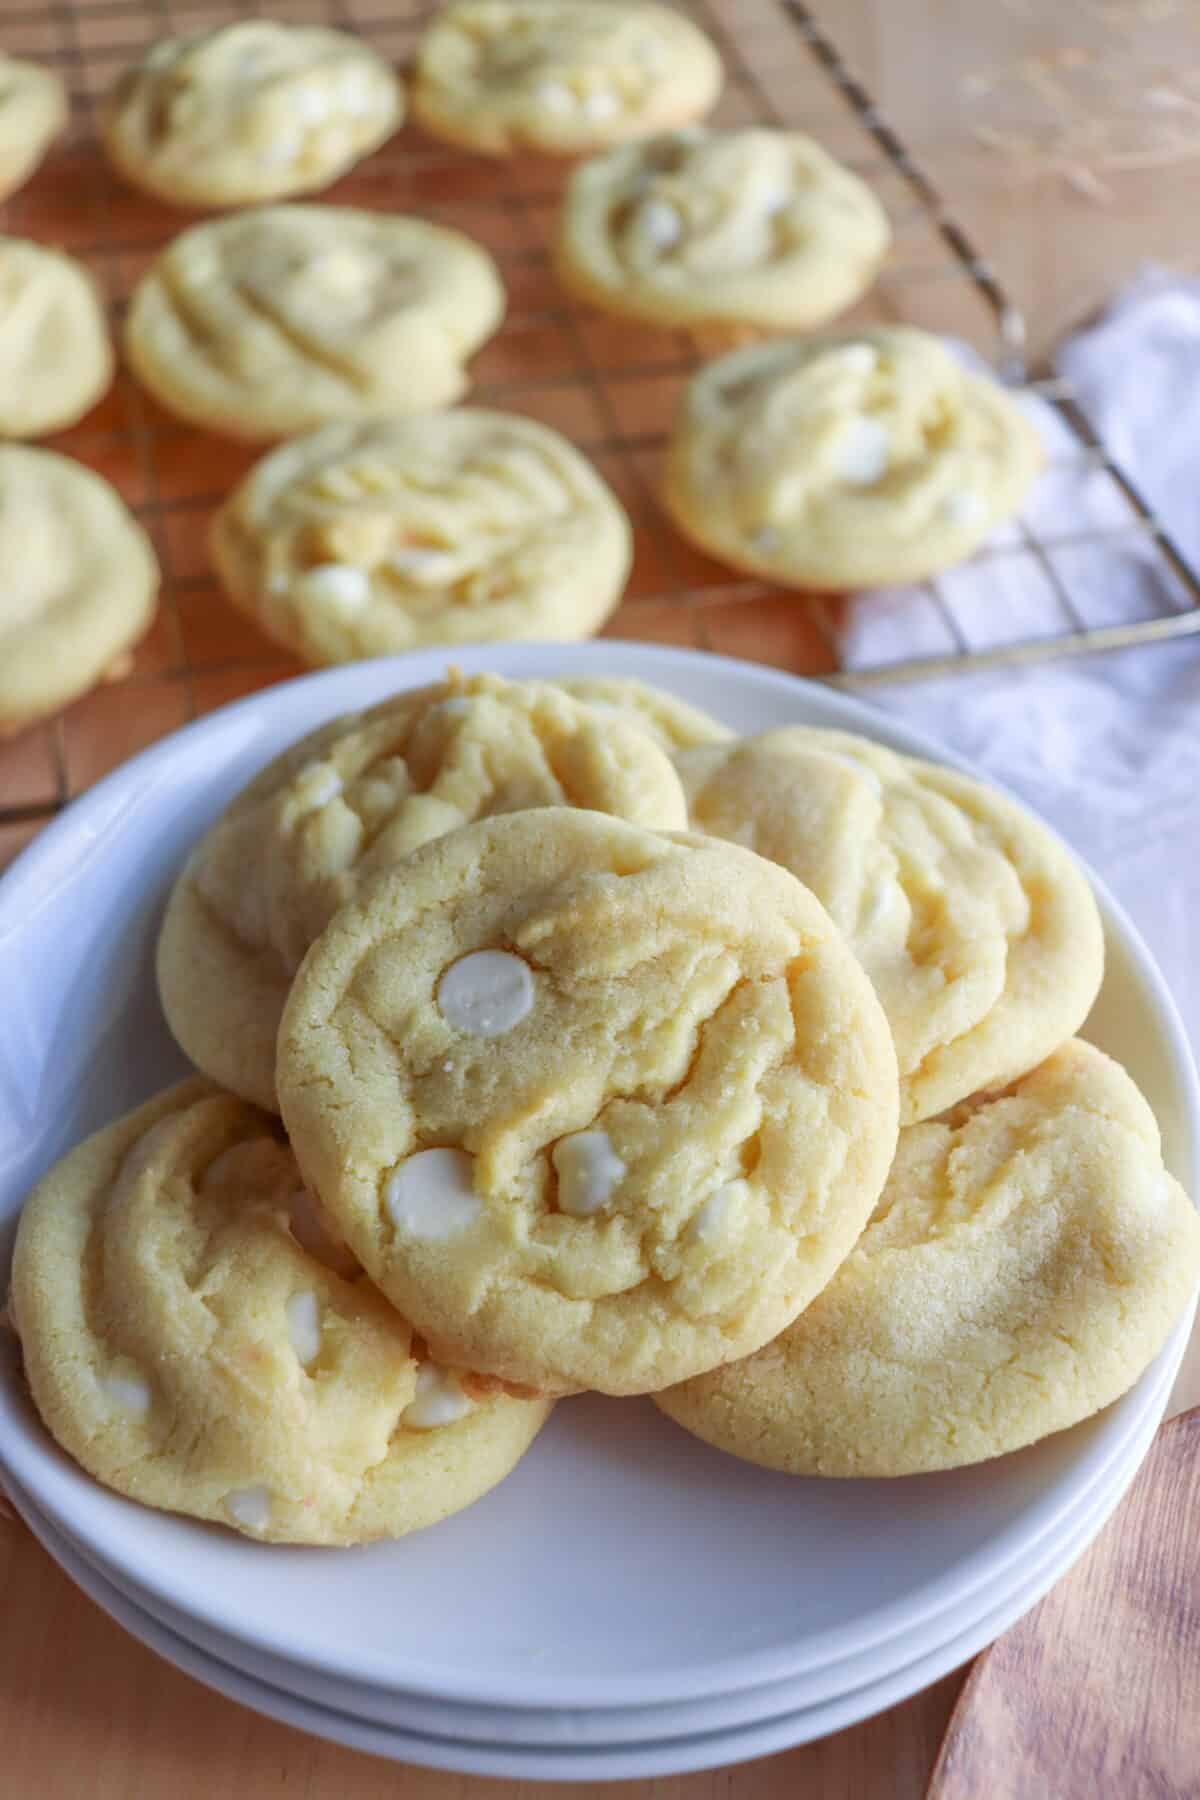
[1, 644, 1195, 1779]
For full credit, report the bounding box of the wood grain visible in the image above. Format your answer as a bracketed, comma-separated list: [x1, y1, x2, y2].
[929, 1407, 1200, 1800]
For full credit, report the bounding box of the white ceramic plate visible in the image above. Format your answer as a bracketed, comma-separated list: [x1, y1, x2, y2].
[0, 643, 1195, 1716]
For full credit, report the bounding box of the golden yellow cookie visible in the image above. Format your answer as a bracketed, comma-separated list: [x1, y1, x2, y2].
[662, 327, 1043, 589]
[0, 238, 113, 438]
[158, 671, 689, 1112]
[556, 128, 890, 334]
[101, 21, 402, 208]
[0, 447, 159, 733]
[125, 206, 504, 441]
[657, 1041, 1200, 1475]
[277, 810, 900, 1397]
[210, 412, 631, 661]
[10, 1080, 552, 1545]
[412, 0, 722, 156]
[0, 56, 67, 201]
[676, 727, 1104, 1125]
[554, 675, 732, 751]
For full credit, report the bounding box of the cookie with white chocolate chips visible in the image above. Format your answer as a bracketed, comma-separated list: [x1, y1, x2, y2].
[9, 1080, 551, 1544]
[277, 809, 900, 1397]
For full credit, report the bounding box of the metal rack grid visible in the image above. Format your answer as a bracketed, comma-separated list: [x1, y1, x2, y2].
[2, 0, 1199, 864]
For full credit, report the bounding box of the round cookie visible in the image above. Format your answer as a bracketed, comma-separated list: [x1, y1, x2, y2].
[0, 238, 113, 438]
[276, 810, 900, 1397]
[556, 127, 891, 335]
[662, 327, 1044, 589]
[0, 56, 67, 201]
[0, 447, 159, 734]
[101, 21, 402, 209]
[656, 1041, 1200, 1476]
[553, 675, 732, 751]
[676, 727, 1104, 1124]
[10, 1080, 551, 1544]
[411, 0, 722, 156]
[210, 411, 630, 661]
[125, 206, 505, 441]
[158, 671, 689, 1112]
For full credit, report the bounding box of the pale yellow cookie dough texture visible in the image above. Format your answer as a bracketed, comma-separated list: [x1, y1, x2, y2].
[553, 675, 733, 750]
[0, 447, 159, 734]
[657, 1042, 1200, 1476]
[412, 0, 722, 156]
[677, 727, 1105, 1125]
[0, 56, 67, 201]
[210, 412, 631, 661]
[10, 1080, 551, 1544]
[0, 238, 113, 438]
[557, 128, 891, 334]
[125, 206, 505, 441]
[101, 21, 403, 208]
[157, 672, 689, 1113]
[662, 327, 1044, 589]
[277, 810, 900, 1398]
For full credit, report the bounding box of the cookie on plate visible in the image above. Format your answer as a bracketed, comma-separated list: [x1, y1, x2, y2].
[662, 327, 1043, 589]
[0, 56, 67, 201]
[158, 671, 689, 1112]
[10, 1080, 551, 1544]
[277, 810, 900, 1397]
[656, 1041, 1200, 1475]
[125, 206, 505, 440]
[101, 21, 402, 209]
[0, 447, 159, 734]
[0, 238, 113, 438]
[411, 0, 722, 156]
[677, 727, 1104, 1124]
[210, 412, 631, 661]
[556, 128, 890, 335]
[553, 675, 732, 751]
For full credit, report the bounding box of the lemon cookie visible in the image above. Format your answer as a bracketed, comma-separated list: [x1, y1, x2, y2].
[158, 672, 688, 1112]
[554, 675, 732, 750]
[10, 1080, 551, 1544]
[0, 238, 113, 438]
[556, 128, 890, 335]
[125, 207, 505, 441]
[102, 22, 402, 209]
[662, 327, 1043, 589]
[0, 447, 159, 734]
[277, 810, 900, 1397]
[657, 1041, 1200, 1475]
[0, 56, 67, 201]
[676, 727, 1104, 1125]
[210, 411, 630, 660]
[412, 0, 722, 156]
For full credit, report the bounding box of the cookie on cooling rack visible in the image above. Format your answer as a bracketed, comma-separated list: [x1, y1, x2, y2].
[662, 326, 1043, 589]
[276, 810, 899, 1397]
[0, 56, 67, 201]
[10, 1080, 552, 1544]
[556, 127, 891, 336]
[676, 726, 1104, 1124]
[0, 446, 159, 735]
[124, 206, 505, 440]
[656, 1041, 1200, 1475]
[209, 411, 631, 661]
[0, 238, 113, 438]
[101, 21, 403, 209]
[157, 671, 688, 1112]
[411, 0, 722, 156]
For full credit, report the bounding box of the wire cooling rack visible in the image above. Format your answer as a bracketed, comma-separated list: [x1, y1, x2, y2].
[2, 0, 1200, 865]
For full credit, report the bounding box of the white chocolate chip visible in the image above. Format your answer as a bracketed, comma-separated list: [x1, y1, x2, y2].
[940, 488, 988, 528]
[292, 85, 331, 123]
[553, 1130, 626, 1218]
[259, 135, 301, 168]
[837, 344, 879, 377]
[225, 1485, 272, 1532]
[686, 1179, 746, 1244]
[833, 415, 890, 485]
[816, 749, 884, 795]
[286, 1290, 322, 1368]
[386, 1148, 481, 1240]
[308, 248, 370, 292]
[295, 761, 343, 808]
[295, 563, 371, 612]
[101, 1371, 151, 1415]
[636, 198, 684, 249]
[583, 88, 620, 121]
[437, 950, 534, 1037]
[402, 1363, 476, 1429]
[535, 79, 575, 114]
[387, 546, 458, 582]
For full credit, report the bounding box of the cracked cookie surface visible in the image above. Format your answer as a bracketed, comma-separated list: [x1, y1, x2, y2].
[0, 56, 66, 201]
[0, 237, 113, 438]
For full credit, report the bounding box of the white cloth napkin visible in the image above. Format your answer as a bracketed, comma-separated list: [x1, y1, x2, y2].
[840, 272, 1200, 1052]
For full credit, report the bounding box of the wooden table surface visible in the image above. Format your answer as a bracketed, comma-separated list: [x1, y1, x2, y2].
[3, 1, 1199, 1795]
